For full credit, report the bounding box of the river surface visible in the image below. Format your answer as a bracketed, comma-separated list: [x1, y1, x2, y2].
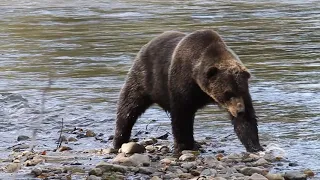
[0, 0, 319, 177]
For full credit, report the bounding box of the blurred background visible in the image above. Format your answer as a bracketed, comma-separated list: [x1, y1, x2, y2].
[0, 0, 319, 176]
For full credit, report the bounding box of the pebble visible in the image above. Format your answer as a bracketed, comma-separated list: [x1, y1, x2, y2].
[31, 168, 42, 176]
[214, 178, 228, 180]
[181, 150, 200, 155]
[58, 146, 72, 152]
[113, 153, 150, 166]
[179, 153, 196, 161]
[160, 158, 173, 165]
[203, 156, 219, 166]
[138, 167, 156, 175]
[249, 153, 261, 160]
[88, 168, 103, 176]
[59, 135, 68, 142]
[68, 137, 78, 142]
[263, 153, 276, 162]
[64, 166, 86, 173]
[17, 135, 30, 141]
[253, 158, 269, 166]
[284, 171, 307, 180]
[86, 130, 96, 137]
[178, 173, 193, 179]
[201, 168, 217, 177]
[12, 144, 30, 151]
[140, 138, 157, 146]
[151, 176, 162, 180]
[231, 173, 245, 177]
[159, 146, 170, 154]
[181, 161, 196, 170]
[175, 168, 184, 174]
[222, 152, 242, 162]
[101, 148, 117, 154]
[101, 172, 125, 180]
[96, 162, 127, 173]
[5, 162, 20, 173]
[220, 167, 238, 175]
[190, 169, 200, 176]
[87, 175, 101, 180]
[120, 142, 146, 154]
[127, 166, 139, 173]
[145, 145, 156, 153]
[24, 157, 44, 166]
[240, 167, 268, 176]
[265, 173, 285, 180]
[129, 153, 150, 166]
[303, 169, 315, 177]
[248, 173, 268, 180]
[163, 172, 178, 179]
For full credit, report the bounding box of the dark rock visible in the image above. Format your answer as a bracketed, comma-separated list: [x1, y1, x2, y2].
[190, 169, 200, 176]
[288, 162, 299, 167]
[108, 135, 114, 140]
[156, 133, 169, 140]
[76, 134, 86, 139]
[17, 135, 30, 141]
[11, 143, 30, 151]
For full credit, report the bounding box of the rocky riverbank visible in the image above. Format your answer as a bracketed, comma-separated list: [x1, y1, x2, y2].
[0, 128, 316, 180]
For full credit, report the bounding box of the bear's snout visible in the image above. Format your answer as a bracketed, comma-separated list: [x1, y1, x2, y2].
[227, 97, 245, 117]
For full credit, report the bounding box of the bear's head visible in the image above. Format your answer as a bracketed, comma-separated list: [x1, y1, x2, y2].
[194, 41, 251, 118]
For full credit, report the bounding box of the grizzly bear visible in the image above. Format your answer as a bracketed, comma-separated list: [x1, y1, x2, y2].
[113, 29, 264, 153]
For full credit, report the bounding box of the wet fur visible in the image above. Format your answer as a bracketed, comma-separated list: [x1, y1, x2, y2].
[114, 30, 263, 153]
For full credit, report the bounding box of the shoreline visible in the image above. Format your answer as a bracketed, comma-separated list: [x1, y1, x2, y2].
[0, 129, 316, 180]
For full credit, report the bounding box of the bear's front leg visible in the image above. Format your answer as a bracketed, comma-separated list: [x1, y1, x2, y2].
[233, 93, 264, 152]
[170, 106, 198, 153]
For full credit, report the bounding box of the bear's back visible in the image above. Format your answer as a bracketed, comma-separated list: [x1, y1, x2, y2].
[131, 31, 186, 110]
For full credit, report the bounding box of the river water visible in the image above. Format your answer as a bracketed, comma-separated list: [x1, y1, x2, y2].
[0, 0, 319, 177]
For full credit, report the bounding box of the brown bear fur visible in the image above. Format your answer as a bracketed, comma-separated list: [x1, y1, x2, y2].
[113, 30, 263, 153]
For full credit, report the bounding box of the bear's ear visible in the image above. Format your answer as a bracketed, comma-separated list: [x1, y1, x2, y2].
[206, 67, 218, 78]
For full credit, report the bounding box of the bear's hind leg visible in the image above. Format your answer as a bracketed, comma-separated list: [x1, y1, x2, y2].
[113, 81, 152, 149]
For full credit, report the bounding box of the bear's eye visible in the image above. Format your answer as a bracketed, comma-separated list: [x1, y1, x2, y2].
[206, 67, 218, 78]
[224, 91, 236, 101]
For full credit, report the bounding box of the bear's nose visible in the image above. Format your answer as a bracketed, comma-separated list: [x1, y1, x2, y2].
[227, 97, 245, 117]
[237, 103, 245, 113]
